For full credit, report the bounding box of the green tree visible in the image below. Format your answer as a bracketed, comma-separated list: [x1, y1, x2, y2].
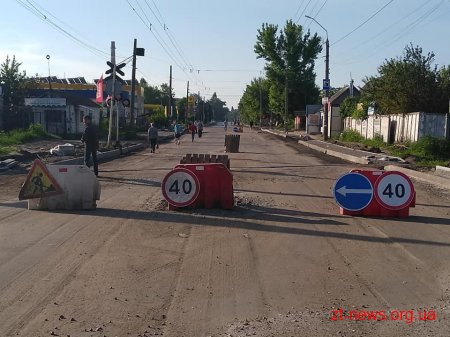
[143, 85, 163, 104]
[362, 44, 448, 114]
[254, 20, 322, 121]
[139, 77, 148, 87]
[208, 92, 229, 122]
[0, 55, 28, 130]
[339, 96, 358, 118]
[176, 97, 187, 123]
[238, 77, 269, 124]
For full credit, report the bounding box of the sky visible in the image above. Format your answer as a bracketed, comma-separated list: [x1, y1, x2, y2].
[1, 0, 450, 110]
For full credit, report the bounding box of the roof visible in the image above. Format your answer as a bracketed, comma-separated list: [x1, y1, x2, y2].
[56, 92, 101, 108]
[329, 85, 361, 103]
[25, 91, 101, 108]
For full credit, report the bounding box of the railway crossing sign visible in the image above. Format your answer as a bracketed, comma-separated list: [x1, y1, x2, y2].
[162, 168, 200, 207]
[374, 171, 414, 210]
[333, 172, 374, 211]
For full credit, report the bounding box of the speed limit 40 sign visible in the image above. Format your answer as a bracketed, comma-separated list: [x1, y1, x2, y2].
[162, 168, 200, 207]
[374, 171, 415, 210]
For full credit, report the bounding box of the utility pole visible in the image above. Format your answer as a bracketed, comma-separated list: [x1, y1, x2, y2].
[185, 81, 189, 124]
[284, 71, 288, 135]
[130, 38, 137, 126]
[197, 91, 200, 121]
[324, 37, 330, 140]
[306, 15, 330, 141]
[202, 96, 205, 122]
[169, 65, 173, 121]
[107, 41, 116, 147]
[259, 77, 262, 128]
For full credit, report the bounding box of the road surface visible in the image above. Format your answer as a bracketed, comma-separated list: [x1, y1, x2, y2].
[0, 126, 450, 337]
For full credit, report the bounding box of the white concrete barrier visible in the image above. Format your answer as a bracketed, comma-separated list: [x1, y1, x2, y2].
[28, 164, 100, 210]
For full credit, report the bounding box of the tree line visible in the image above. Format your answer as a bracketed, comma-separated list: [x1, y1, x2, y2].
[140, 79, 230, 127]
[0, 56, 231, 132]
[239, 21, 450, 125]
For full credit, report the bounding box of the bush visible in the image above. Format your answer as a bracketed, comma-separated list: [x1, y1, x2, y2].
[0, 124, 53, 155]
[0, 124, 51, 146]
[147, 112, 169, 129]
[340, 129, 364, 142]
[390, 136, 450, 167]
[364, 135, 385, 148]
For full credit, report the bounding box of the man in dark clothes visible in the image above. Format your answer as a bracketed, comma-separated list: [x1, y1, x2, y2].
[81, 115, 99, 177]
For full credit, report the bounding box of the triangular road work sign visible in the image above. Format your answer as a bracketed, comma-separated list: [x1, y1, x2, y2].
[19, 159, 64, 200]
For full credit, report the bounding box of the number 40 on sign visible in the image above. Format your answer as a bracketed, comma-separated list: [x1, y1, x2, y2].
[162, 168, 200, 207]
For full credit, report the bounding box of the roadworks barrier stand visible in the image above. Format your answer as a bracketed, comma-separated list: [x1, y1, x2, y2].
[162, 162, 233, 211]
[19, 159, 100, 210]
[333, 169, 415, 217]
[180, 153, 230, 169]
[224, 134, 240, 153]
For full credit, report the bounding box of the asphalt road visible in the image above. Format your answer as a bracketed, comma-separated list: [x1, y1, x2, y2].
[0, 126, 450, 337]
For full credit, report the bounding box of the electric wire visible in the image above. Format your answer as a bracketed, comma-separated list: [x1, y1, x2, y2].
[15, 0, 109, 58]
[331, 0, 395, 46]
[306, 0, 328, 30]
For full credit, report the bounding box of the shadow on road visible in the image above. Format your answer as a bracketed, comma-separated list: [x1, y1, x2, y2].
[98, 177, 161, 187]
[235, 189, 333, 199]
[80, 206, 450, 248]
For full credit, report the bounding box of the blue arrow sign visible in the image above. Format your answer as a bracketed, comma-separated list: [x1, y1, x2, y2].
[333, 173, 374, 211]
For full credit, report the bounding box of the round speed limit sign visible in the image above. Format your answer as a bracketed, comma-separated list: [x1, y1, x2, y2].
[162, 168, 200, 207]
[374, 172, 415, 210]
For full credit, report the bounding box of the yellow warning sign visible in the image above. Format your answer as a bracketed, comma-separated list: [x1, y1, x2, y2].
[19, 159, 63, 200]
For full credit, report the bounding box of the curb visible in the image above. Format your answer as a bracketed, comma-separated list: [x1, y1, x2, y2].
[261, 128, 287, 138]
[298, 140, 370, 165]
[262, 128, 370, 165]
[384, 165, 450, 190]
[50, 143, 145, 166]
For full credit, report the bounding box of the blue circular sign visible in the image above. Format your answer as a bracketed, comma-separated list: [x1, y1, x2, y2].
[333, 173, 374, 211]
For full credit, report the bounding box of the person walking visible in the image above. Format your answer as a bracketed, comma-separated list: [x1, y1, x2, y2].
[197, 121, 204, 138]
[188, 122, 197, 142]
[173, 122, 182, 145]
[147, 123, 159, 153]
[81, 115, 99, 177]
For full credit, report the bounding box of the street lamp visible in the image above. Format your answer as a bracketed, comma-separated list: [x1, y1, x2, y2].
[305, 15, 330, 141]
[46, 54, 52, 92]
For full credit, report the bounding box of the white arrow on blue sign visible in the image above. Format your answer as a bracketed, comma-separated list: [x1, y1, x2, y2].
[333, 172, 374, 211]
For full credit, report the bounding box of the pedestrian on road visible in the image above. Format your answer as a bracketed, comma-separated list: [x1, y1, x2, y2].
[188, 122, 197, 142]
[197, 121, 204, 138]
[81, 115, 99, 177]
[147, 123, 159, 153]
[224, 120, 228, 131]
[173, 122, 182, 145]
[249, 120, 254, 129]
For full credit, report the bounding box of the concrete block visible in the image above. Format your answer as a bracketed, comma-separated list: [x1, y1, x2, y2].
[28, 164, 100, 210]
[384, 165, 450, 190]
[436, 165, 450, 178]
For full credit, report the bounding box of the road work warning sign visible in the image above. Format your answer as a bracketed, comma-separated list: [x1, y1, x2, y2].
[19, 159, 63, 200]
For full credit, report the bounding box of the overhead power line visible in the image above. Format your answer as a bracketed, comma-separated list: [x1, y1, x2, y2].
[306, 0, 328, 29]
[332, 0, 395, 46]
[15, 0, 109, 58]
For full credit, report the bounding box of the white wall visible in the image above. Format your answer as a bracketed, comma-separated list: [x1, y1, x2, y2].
[344, 112, 449, 143]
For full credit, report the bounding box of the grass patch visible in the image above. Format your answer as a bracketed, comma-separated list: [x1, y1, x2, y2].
[340, 129, 364, 143]
[0, 124, 54, 155]
[339, 130, 450, 167]
[388, 136, 450, 167]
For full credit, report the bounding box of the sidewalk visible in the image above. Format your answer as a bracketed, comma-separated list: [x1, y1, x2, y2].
[262, 128, 450, 190]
